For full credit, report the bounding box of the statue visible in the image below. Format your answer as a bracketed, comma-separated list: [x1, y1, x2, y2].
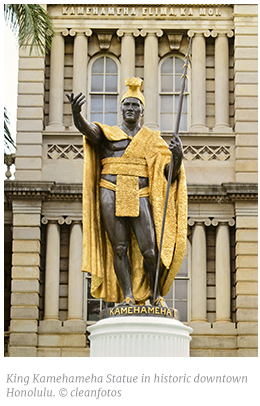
[66, 77, 187, 309]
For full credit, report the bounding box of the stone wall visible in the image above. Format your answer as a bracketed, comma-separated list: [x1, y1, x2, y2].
[233, 4, 258, 357]
[234, 5, 258, 184]
[15, 47, 45, 181]
[235, 202, 258, 356]
[9, 200, 42, 357]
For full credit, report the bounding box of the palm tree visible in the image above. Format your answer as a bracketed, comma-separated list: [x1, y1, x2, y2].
[4, 4, 54, 55]
[4, 4, 54, 151]
[4, 106, 15, 152]
[4, 106, 16, 178]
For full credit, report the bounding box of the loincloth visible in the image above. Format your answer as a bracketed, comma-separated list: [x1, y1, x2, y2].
[101, 157, 149, 217]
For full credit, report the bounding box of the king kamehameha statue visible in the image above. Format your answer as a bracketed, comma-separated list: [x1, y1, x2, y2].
[66, 77, 187, 309]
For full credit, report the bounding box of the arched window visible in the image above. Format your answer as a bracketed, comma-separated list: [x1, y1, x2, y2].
[89, 55, 119, 125]
[164, 239, 191, 322]
[159, 56, 189, 132]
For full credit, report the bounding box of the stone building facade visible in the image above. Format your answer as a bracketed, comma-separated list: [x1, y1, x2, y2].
[4, 4, 258, 357]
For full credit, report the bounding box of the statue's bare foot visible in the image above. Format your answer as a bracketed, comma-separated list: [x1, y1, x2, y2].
[121, 296, 136, 305]
[154, 296, 168, 308]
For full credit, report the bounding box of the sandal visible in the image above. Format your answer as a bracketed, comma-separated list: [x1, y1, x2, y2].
[121, 297, 136, 305]
[154, 296, 168, 308]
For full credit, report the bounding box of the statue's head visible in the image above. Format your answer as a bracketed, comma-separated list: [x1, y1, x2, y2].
[120, 97, 144, 124]
[120, 78, 144, 124]
[121, 77, 145, 107]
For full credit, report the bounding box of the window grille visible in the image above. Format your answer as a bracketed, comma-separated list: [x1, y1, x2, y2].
[164, 240, 191, 322]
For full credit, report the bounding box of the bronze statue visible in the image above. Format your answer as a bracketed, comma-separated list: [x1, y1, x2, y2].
[66, 77, 187, 308]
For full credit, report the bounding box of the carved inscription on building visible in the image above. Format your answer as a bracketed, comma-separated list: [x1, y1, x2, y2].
[55, 5, 232, 19]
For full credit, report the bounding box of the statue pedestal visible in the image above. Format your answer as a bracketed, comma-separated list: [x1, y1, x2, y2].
[87, 316, 193, 357]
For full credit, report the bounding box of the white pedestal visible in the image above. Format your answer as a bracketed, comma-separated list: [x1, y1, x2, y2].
[87, 316, 193, 357]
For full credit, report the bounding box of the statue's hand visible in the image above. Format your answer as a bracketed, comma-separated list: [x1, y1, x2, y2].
[169, 133, 183, 161]
[65, 92, 86, 116]
[165, 134, 183, 182]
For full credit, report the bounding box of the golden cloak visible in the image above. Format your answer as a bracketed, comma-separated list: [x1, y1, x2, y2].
[82, 125, 187, 303]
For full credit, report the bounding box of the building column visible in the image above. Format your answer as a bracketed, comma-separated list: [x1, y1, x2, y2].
[215, 222, 232, 322]
[46, 31, 66, 131]
[212, 30, 233, 132]
[70, 29, 92, 122]
[39, 217, 86, 356]
[117, 29, 139, 97]
[67, 221, 83, 321]
[190, 221, 207, 322]
[141, 29, 163, 130]
[44, 221, 60, 320]
[188, 30, 210, 132]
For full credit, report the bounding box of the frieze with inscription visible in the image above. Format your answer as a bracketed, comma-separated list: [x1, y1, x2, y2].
[49, 5, 233, 19]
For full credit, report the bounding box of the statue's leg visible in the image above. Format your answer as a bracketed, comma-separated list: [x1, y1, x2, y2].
[130, 197, 160, 300]
[100, 188, 134, 302]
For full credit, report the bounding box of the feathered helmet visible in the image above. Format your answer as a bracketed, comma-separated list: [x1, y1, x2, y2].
[121, 77, 145, 107]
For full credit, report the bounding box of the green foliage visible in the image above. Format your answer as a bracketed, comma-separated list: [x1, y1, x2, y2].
[4, 106, 16, 152]
[4, 5, 55, 152]
[4, 4, 54, 55]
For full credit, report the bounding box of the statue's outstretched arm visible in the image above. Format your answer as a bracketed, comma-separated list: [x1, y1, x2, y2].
[66, 92, 103, 145]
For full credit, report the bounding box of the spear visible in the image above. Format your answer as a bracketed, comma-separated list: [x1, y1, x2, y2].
[153, 36, 192, 305]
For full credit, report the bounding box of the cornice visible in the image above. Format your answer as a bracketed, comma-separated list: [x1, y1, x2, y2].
[4, 181, 82, 202]
[4, 181, 257, 204]
[222, 183, 258, 202]
[188, 183, 258, 203]
[52, 4, 232, 7]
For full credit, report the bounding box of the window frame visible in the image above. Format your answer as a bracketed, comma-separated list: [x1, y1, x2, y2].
[87, 54, 120, 125]
[83, 272, 114, 325]
[158, 54, 191, 133]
